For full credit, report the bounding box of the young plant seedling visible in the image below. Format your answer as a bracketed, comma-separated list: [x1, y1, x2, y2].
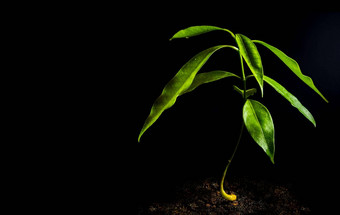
[138, 26, 328, 201]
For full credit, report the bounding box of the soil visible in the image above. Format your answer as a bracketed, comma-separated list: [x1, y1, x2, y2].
[137, 176, 311, 215]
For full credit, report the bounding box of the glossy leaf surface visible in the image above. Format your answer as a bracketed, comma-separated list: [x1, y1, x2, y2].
[236, 34, 264, 96]
[138, 45, 229, 142]
[180, 70, 240, 96]
[243, 99, 275, 163]
[170, 25, 235, 40]
[253, 40, 328, 103]
[264, 75, 316, 127]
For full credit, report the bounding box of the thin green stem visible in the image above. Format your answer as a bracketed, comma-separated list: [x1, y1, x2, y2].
[220, 45, 248, 201]
[245, 74, 254, 80]
[223, 29, 236, 39]
[239, 51, 247, 102]
[220, 122, 244, 201]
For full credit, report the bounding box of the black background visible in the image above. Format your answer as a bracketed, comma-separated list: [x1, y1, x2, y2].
[125, 11, 340, 213]
[9, 5, 340, 214]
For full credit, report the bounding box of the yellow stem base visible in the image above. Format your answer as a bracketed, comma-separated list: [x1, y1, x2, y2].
[220, 183, 237, 201]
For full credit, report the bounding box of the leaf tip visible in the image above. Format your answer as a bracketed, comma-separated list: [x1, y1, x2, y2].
[138, 130, 144, 143]
[318, 92, 329, 103]
[169, 34, 178, 41]
[310, 115, 316, 128]
[271, 157, 275, 164]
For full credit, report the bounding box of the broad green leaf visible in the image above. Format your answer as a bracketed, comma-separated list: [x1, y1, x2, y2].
[264, 75, 316, 127]
[236, 34, 264, 97]
[233, 86, 257, 99]
[170, 25, 235, 40]
[243, 99, 275, 163]
[253, 40, 328, 103]
[180, 70, 240, 96]
[138, 45, 229, 142]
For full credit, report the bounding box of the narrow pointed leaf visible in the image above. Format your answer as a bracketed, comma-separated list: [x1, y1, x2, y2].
[236, 34, 264, 96]
[264, 75, 316, 127]
[180, 70, 240, 96]
[243, 99, 275, 163]
[233, 86, 257, 99]
[138, 45, 229, 142]
[170, 25, 235, 40]
[233, 85, 243, 96]
[253, 40, 328, 103]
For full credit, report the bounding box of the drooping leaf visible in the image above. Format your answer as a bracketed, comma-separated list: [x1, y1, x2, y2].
[180, 70, 240, 96]
[236, 34, 264, 97]
[138, 45, 230, 142]
[170, 25, 235, 40]
[264, 75, 316, 127]
[233, 86, 257, 99]
[253, 40, 328, 103]
[243, 99, 275, 163]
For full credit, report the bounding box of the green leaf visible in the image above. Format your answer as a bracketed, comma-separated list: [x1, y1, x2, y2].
[246, 88, 258, 98]
[243, 99, 275, 163]
[236, 34, 264, 97]
[170, 25, 235, 40]
[138, 45, 230, 142]
[233, 86, 257, 99]
[253, 40, 328, 103]
[233, 85, 243, 96]
[264, 75, 316, 127]
[180, 70, 240, 96]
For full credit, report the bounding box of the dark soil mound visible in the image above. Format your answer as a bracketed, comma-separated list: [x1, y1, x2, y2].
[137, 177, 311, 215]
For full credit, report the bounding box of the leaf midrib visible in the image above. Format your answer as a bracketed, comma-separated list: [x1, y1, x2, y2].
[248, 101, 266, 145]
[238, 35, 256, 70]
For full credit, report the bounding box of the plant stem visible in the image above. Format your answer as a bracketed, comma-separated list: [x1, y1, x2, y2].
[220, 47, 247, 201]
[239, 50, 247, 102]
[223, 29, 236, 39]
[220, 122, 244, 201]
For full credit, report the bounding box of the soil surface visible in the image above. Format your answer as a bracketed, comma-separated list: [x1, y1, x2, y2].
[137, 176, 311, 215]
